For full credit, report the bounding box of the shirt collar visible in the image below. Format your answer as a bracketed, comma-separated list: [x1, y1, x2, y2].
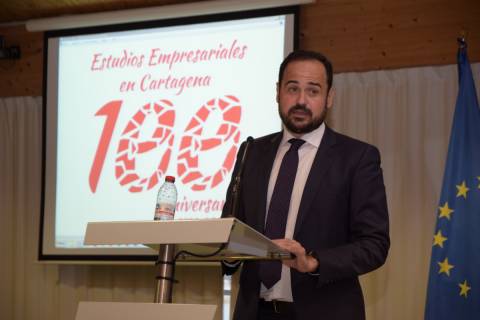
[281, 122, 325, 149]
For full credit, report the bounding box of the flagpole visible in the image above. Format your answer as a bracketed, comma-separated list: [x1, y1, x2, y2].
[457, 30, 466, 48]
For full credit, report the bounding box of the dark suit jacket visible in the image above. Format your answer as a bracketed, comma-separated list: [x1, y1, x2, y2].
[222, 126, 390, 320]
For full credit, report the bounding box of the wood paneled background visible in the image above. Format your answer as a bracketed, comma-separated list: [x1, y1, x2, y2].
[0, 0, 479, 97]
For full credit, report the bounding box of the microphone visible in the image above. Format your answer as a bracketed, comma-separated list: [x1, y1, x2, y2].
[229, 136, 253, 218]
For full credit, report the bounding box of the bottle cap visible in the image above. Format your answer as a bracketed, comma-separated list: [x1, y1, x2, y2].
[165, 176, 175, 183]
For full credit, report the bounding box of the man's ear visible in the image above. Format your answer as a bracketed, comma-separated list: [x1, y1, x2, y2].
[276, 82, 280, 103]
[326, 87, 335, 109]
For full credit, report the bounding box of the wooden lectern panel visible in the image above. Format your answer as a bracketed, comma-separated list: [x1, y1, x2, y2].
[75, 302, 217, 320]
[84, 219, 234, 245]
[84, 218, 291, 261]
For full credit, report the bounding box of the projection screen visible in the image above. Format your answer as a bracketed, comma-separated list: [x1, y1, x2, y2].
[40, 7, 298, 261]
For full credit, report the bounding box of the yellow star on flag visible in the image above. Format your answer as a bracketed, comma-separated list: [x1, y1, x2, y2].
[438, 202, 454, 220]
[477, 176, 480, 189]
[459, 280, 471, 298]
[456, 181, 469, 199]
[438, 257, 454, 276]
[433, 230, 447, 248]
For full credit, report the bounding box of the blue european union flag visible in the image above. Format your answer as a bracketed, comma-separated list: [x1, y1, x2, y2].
[425, 43, 480, 319]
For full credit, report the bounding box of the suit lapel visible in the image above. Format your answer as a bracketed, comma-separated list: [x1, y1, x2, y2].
[254, 133, 282, 233]
[293, 127, 337, 238]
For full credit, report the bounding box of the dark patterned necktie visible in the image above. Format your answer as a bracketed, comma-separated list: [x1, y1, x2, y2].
[259, 138, 305, 289]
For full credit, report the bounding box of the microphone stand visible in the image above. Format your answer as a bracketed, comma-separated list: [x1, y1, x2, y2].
[229, 137, 253, 218]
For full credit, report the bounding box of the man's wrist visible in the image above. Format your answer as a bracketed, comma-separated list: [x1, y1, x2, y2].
[306, 251, 319, 273]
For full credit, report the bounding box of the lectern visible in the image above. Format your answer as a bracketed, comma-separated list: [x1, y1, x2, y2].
[75, 218, 290, 320]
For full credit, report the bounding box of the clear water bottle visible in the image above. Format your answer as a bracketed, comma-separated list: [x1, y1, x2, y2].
[154, 176, 177, 221]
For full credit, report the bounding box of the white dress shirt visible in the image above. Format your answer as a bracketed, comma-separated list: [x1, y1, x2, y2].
[260, 123, 325, 302]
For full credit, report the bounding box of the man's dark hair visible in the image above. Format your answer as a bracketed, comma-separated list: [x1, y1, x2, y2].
[278, 50, 333, 91]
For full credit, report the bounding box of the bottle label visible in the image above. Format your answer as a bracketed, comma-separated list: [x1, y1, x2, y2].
[154, 203, 175, 220]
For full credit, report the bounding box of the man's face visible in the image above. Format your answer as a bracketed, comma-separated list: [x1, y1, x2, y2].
[277, 59, 334, 135]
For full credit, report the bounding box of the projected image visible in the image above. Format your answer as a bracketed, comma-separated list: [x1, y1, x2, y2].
[42, 11, 295, 257]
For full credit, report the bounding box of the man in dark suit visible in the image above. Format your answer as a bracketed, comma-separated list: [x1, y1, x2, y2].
[222, 50, 389, 320]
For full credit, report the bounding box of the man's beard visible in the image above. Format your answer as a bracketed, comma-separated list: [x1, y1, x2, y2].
[279, 103, 327, 134]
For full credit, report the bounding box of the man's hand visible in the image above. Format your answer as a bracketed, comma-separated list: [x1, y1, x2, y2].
[272, 239, 318, 273]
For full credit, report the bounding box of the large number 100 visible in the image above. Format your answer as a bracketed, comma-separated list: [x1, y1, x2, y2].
[88, 96, 242, 193]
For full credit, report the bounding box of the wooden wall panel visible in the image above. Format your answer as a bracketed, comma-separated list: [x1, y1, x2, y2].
[0, 0, 204, 23]
[0, 0, 479, 97]
[0, 25, 43, 97]
[300, 0, 480, 72]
